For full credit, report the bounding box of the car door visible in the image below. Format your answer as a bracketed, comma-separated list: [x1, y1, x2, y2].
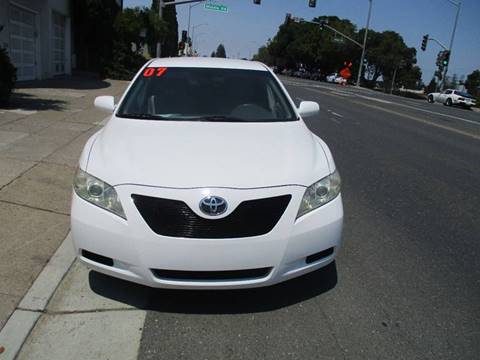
[439, 90, 452, 103]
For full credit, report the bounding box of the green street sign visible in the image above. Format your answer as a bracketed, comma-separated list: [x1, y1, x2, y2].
[204, 3, 228, 13]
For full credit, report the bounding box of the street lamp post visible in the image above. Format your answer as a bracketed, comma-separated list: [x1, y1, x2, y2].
[356, 0, 373, 87]
[191, 23, 208, 54]
[441, 0, 461, 90]
[187, 0, 205, 45]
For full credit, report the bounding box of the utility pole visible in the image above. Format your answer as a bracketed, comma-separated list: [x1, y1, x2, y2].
[440, 0, 461, 90]
[187, 1, 204, 45]
[356, 0, 372, 87]
[390, 66, 397, 94]
[156, 0, 163, 57]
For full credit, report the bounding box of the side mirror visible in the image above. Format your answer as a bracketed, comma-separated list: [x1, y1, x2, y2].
[298, 101, 320, 118]
[94, 96, 115, 113]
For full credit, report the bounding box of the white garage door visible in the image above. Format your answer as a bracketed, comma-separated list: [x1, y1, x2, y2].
[9, 5, 37, 81]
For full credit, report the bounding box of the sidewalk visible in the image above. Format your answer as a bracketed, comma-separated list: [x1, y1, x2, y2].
[0, 76, 128, 332]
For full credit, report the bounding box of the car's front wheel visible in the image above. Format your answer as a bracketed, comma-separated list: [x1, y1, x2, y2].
[428, 95, 434, 103]
[446, 98, 453, 106]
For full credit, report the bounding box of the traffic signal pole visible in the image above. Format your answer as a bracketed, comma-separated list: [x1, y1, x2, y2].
[440, 0, 461, 90]
[356, 0, 372, 87]
[156, 0, 206, 58]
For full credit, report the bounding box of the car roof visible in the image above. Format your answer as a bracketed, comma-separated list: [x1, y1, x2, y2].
[148, 57, 269, 71]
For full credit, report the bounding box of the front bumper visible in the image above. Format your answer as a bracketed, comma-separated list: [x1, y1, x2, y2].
[71, 184, 343, 289]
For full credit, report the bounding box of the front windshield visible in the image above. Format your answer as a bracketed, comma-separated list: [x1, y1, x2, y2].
[117, 67, 297, 122]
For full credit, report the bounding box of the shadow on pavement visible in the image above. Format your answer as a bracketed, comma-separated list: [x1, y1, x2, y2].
[3, 92, 66, 111]
[88, 261, 338, 314]
[15, 75, 111, 91]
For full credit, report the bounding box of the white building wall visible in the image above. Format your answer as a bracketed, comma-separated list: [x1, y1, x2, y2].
[0, 0, 71, 80]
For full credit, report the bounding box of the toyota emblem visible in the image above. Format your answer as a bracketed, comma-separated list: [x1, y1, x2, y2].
[199, 196, 227, 216]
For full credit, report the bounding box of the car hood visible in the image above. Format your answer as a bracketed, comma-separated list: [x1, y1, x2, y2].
[86, 117, 331, 188]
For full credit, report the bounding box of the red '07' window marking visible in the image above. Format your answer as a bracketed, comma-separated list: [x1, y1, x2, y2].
[143, 67, 167, 77]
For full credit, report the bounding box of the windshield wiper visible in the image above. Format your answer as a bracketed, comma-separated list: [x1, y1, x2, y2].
[117, 113, 169, 120]
[190, 116, 250, 122]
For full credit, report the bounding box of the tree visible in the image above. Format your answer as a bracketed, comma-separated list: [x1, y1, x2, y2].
[71, 0, 122, 73]
[395, 65, 423, 90]
[362, 30, 418, 88]
[425, 77, 437, 94]
[105, 7, 152, 80]
[215, 44, 227, 58]
[210, 51, 216, 58]
[268, 16, 359, 73]
[253, 46, 273, 65]
[465, 70, 480, 96]
[151, 0, 178, 57]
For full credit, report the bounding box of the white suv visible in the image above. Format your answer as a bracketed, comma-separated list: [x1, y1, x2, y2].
[427, 89, 477, 109]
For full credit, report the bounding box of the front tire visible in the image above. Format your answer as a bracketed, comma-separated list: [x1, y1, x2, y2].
[446, 98, 453, 106]
[428, 96, 434, 103]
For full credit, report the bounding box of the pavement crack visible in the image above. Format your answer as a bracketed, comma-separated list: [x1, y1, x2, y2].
[0, 161, 40, 192]
[43, 308, 141, 316]
[0, 199, 69, 216]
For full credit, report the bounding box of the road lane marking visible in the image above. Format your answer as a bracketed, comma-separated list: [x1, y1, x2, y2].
[350, 100, 480, 141]
[388, 102, 480, 126]
[357, 95, 392, 104]
[300, 86, 480, 135]
[286, 80, 480, 127]
[331, 111, 343, 118]
[331, 91, 353, 97]
[301, 87, 480, 140]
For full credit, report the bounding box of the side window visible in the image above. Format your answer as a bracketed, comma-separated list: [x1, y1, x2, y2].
[445, 90, 452, 95]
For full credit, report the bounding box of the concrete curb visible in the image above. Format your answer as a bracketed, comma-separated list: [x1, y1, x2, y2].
[0, 232, 75, 360]
[18, 233, 75, 311]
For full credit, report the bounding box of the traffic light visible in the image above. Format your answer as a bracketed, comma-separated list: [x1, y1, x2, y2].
[285, 13, 292, 25]
[421, 34, 429, 51]
[253, 0, 261, 4]
[442, 50, 450, 66]
[436, 51, 444, 68]
[309, 0, 317, 7]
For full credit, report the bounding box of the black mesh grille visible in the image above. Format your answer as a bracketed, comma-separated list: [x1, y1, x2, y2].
[132, 194, 291, 238]
[151, 267, 272, 281]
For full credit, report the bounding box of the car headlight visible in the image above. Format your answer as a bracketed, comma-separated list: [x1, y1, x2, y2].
[297, 169, 341, 218]
[73, 168, 126, 219]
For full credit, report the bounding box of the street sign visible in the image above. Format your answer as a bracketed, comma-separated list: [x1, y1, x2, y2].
[204, 3, 228, 13]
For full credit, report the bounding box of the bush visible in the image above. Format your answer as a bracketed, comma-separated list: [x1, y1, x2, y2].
[104, 40, 147, 80]
[0, 47, 17, 106]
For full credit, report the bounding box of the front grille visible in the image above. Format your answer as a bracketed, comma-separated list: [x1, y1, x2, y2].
[132, 194, 291, 238]
[151, 267, 272, 281]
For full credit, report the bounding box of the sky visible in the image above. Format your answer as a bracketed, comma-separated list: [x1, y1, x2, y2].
[123, 0, 480, 82]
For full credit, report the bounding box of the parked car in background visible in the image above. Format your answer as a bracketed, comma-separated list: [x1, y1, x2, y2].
[427, 89, 477, 109]
[326, 73, 347, 85]
[309, 70, 324, 81]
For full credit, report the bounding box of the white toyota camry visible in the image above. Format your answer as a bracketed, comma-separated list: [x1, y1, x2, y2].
[71, 57, 343, 289]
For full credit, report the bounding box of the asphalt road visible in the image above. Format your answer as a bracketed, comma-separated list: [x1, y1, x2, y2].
[135, 78, 480, 360]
